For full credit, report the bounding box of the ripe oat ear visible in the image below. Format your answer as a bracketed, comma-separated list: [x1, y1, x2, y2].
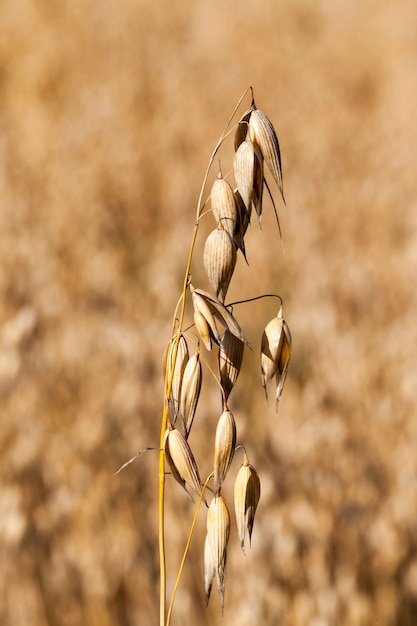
[150, 88, 289, 622]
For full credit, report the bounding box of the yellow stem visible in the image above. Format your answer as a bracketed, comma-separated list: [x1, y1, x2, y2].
[166, 474, 214, 626]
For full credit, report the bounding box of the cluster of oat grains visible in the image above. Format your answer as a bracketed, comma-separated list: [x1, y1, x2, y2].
[159, 88, 292, 624]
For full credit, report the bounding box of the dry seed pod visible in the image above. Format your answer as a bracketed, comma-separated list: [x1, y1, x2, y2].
[261, 308, 284, 396]
[260, 306, 292, 407]
[210, 173, 238, 238]
[249, 108, 285, 204]
[219, 329, 244, 401]
[234, 107, 255, 151]
[233, 138, 264, 223]
[275, 319, 292, 408]
[233, 188, 250, 263]
[164, 334, 189, 424]
[206, 495, 230, 612]
[164, 428, 203, 502]
[179, 351, 202, 437]
[191, 287, 222, 348]
[213, 409, 236, 494]
[193, 309, 212, 351]
[203, 533, 215, 606]
[191, 286, 249, 347]
[234, 451, 261, 554]
[203, 227, 237, 302]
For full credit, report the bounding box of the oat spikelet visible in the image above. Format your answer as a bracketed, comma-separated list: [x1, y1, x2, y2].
[210, 172, 238, 238]
[203, 533, 215, 606]
[203, 226, 237, 302]
[260, 305, 292, 407]
[233, 188, 251, 263]
[191, 287, 222, 348]
[234, 451, 261, 554]
[163, 334, 189, 424]
[193, 309, 212, 351]
[275, 317, 292, 408]
[191, 286, 249, 346]
[179, 351, 202, 437]
[249, 107, 285, 204]
[233, 138, 264, 223]
[164, 428, 204, 502]
[261, 309, 284, 395]
[206, 495, 230, 612]
[219, 329, 244, 401]
[234, 107, 255, 151]
[213, 409, 236, 494]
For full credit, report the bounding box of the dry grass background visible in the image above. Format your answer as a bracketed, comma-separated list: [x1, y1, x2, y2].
[1, 1, 417, 625]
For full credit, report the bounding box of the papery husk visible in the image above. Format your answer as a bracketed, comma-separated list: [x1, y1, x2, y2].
[249, 108, 285, 204]
[191, 286, 249, 347]
[179, 351, 202, 437]
[234, 107, 255, 151]
[191, 288, 222, 348]
[164, 428, 204, 502]
[210, 173, 238, 238]
[163, 334, 189, 425]
[193, 309, 212, 351]
[203, 227, 237, 302]
[219, 329, 244, 401]
[203, 533, 215, 606]
[260, 308, 284, 396]
[233, 188, 251, 263]
[234, 451, 261, 554]
[206, 495, 230, 613]
[233, 138, 264, 223]
[275, 319, 292, 408]
[213, 409, 236, 494]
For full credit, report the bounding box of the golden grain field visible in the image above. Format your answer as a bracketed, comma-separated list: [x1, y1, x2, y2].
[1, 1, 417, 625]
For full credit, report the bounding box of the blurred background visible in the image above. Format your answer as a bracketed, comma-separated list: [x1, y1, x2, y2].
[1, 1, 417, 625]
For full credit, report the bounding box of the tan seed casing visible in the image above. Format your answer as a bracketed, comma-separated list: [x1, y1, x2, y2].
[203, 227, 237, 302]
[179, 351, 202, 437]
[261, 308, 284, 397]
[164, 428, 203, 502]
[249, 108, 285, 204]
[233, 138, 264, 223]
[233, 188, 251, 263]
[206, 495, 230, 612]
[210, 174, 238, 239]
[219, 329, 244, 401]
[213, 409, 237, 494]
[234, 451, 261, 554]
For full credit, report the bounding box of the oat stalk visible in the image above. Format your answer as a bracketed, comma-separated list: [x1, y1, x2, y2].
[155, 86, 289, 625]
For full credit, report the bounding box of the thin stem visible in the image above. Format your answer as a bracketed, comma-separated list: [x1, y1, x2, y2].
[226, 293, 283, 308]
[166, 474, 214, 626]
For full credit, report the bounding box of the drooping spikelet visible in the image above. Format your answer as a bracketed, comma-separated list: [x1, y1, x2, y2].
[260, 305, 292, 408]
[234, 450, 261, 554]
[210, 172, 238, 238]
[206, 495, 230, 612]
[203, 226, 237, 302]
[233, 188, 251, 263]
[213, 409, 236, 494]
[190, 285, 249, 347]
[179, 350, 202, 437]
[233, 137, 264, 223]
[249, 107, 285, 204]
[218, 329, 244, 401]
[163, 333, 189, 425]
[191, 287, 222, 350]
[164, 428, 204, 503]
